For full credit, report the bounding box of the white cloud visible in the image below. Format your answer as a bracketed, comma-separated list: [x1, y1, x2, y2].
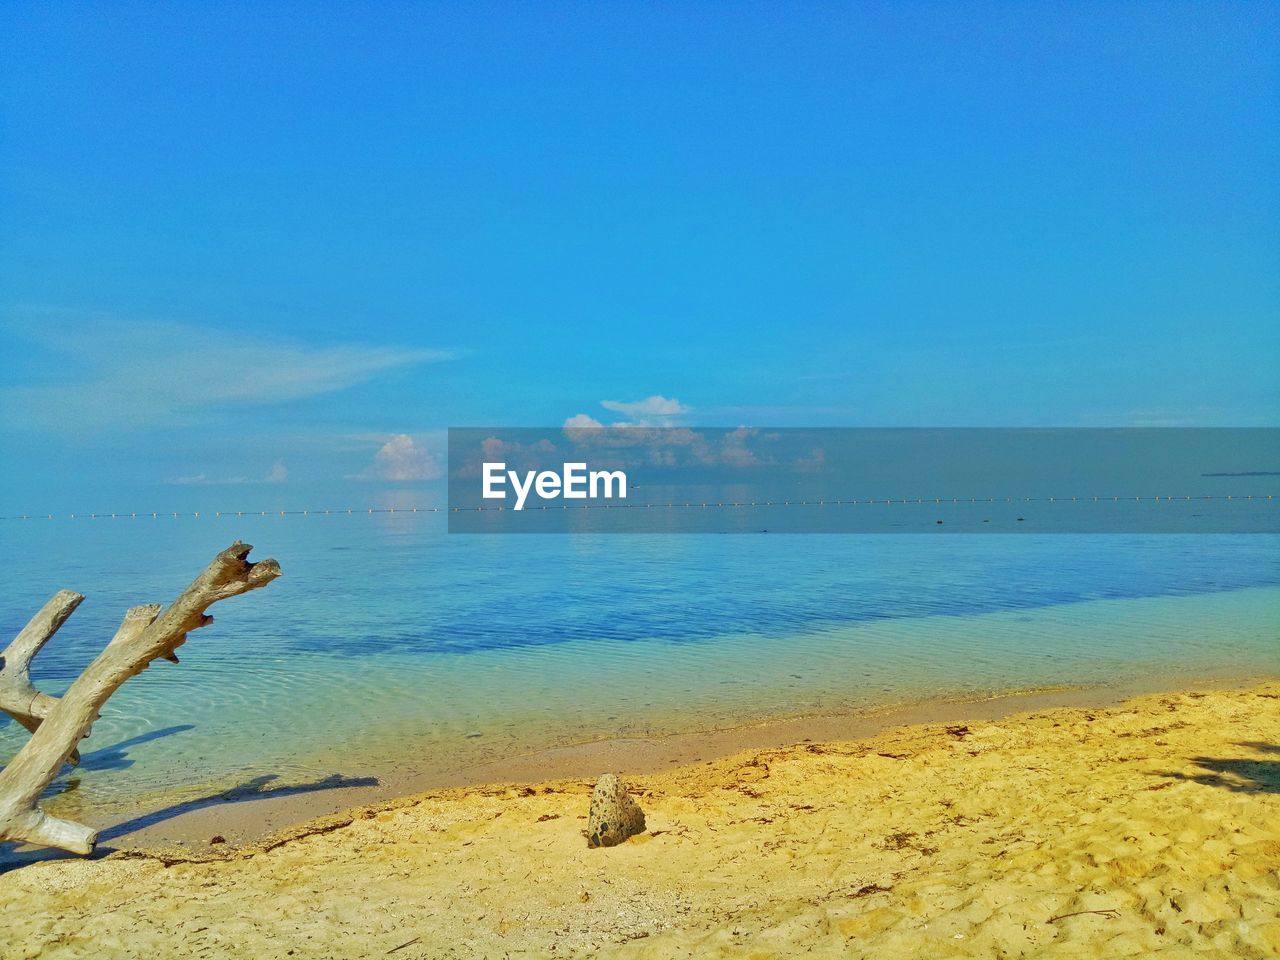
[563, 413, 605, 430]
[165, 459, 289, 485]
[170, 473, 217, 486]
[563, 394, 692, 433]
[1, 316, 451, 430]
[719, 426, 761, 466]
[167, 472, 248, 486]
[357, 434, 442, 482]
[599, 395, 689, 419]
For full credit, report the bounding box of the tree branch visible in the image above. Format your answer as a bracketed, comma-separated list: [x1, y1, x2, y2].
[0, 542, 280, 854]
[0, 590, 84, 734]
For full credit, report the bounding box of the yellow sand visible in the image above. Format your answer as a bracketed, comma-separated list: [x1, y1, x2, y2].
[3, 684, 1278, 959]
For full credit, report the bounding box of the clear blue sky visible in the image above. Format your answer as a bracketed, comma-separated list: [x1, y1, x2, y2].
[1, 1, 1277, 513]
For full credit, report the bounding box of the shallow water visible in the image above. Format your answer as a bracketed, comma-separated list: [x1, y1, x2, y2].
[1, 516, 1277, 818]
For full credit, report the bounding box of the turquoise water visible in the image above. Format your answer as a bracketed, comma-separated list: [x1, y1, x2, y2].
[1, 516, 1277, 817]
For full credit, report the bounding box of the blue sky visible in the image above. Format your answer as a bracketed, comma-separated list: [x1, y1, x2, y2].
[1, 2, 1277, 513]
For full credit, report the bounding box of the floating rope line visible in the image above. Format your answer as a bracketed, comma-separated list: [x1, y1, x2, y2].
[0, 494, 1275, 521]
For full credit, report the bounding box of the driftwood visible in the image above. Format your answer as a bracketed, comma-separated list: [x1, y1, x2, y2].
[0, 541, 280, 854]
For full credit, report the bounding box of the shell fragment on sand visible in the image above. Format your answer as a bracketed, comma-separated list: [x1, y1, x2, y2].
[587, 773, 645, 848]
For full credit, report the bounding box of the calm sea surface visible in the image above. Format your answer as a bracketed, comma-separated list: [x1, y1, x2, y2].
[1, 516, 1277, 817]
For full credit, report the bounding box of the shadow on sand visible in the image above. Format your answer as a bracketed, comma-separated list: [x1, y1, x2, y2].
[97, 771, 380, 842]
[2, 771, 380, 874]
[1151, 741, 1280, 794]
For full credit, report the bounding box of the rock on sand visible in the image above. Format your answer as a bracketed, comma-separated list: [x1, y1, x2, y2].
[586, 773, 645, 848]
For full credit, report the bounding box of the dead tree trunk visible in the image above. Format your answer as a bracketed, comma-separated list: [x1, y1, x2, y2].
[0, 541, 280, 854]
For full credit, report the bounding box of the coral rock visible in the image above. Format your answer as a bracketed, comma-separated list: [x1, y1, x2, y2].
[586, 774, 645, 848]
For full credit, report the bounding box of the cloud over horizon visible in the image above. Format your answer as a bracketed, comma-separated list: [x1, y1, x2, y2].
[167, 458, 290, 486]
[565, 394, 691, 430]
[599, 395, 689, 420]
[354, 434, 443, 482]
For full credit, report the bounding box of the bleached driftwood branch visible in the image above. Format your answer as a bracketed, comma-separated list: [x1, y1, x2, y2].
[0, 542, 280, 854]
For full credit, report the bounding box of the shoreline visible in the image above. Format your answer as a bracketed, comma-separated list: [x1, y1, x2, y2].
[8, 669, 1272, 866]
[2, 679, 1277, 958]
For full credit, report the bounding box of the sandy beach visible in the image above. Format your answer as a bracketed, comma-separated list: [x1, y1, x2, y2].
[2, 681, 1277, 959]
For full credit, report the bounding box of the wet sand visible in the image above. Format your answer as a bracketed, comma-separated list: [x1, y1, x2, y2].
[11, 673, 1262, 856]
[3, 681, 1278, 958]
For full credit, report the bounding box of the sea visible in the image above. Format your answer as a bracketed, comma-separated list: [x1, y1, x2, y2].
[1, 513, 1277, 824]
